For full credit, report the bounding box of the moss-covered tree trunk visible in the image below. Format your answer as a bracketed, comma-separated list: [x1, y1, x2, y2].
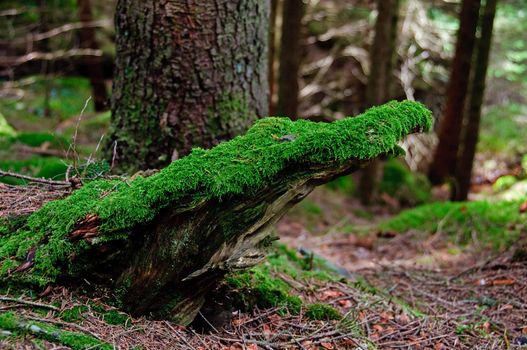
[453, 0, 498, 201]
[107, 0, 270, 173]
[428, 0, 481, 185]
[1, 101, 431, 325]
[358, 0, 400, 205]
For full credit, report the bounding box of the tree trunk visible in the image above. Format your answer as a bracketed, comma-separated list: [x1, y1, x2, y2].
[268, 0, 280, 115]
[107, 0, 270, 173]
[0, 101, 432, 325]
[276, 0, 305, 119]
[453, 0, 498, 201]
[358, 0, 400, 205]
[77, 0, 110, 112]
[428, 0, 481, 185]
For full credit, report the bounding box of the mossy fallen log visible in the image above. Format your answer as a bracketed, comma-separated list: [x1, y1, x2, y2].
[0, 101, 432, 324]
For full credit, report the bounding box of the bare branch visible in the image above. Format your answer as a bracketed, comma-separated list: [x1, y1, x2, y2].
[0, 48, 102, 66]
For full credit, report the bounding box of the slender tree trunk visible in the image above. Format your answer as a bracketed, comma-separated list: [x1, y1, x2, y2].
[77, 0, 110, 111]
[428, 0, 481, 185]
[107, 0, 270, 173]
[358, 0, 400, 205]
[276, 0, 305, 119]
[36, 0, 52, 118]
[453, 0, 498, 201]
[268, 0, 279, 115]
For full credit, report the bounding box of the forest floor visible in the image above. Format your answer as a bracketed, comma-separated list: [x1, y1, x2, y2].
[1, 82, 526, 349]
[1, 184, 526, 350]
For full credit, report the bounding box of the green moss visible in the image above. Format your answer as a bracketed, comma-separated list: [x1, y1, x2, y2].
[212, 94, 254, 137]
[379, 200, 525, 249]
[325, 176, 356, 196]
[493, 175, 517, 192]
[226, 244, 347, 314]
[0, 101, 432, 286]
[0, 312, 111, 350]
[227, 267, 302, 314]
[305, 303, 342, 321]
[60, 305, 89, 323]
[379, 158, 431, 205]
[102, 310, 130, 326]
[0, 112, 16, 138]
[300, 199, 323, 216]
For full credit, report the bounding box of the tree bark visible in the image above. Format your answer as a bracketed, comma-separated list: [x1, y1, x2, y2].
[358, 0, 400, 205]
[453, 0, 498, 201]
[0, 101, 432, 325]
[268, 0, 280, 115]
[276, 0, 305, 119]
[77, 0, 110, 112]
[428, 0, 481, 185]
[107, 0, 270, 173]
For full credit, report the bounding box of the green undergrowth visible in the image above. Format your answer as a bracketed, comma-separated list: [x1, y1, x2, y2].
[60, 304, 131, 327]
[379, 199, 526, 249]
[0, 76, 94, 122]
[226, 244, 345, 315]
[0, 100, 432, 286]
[0, 312, 112, 349]
[0, 156, 69, 185]
[479, 103, 527, 155]
[379, 158, 432, 205]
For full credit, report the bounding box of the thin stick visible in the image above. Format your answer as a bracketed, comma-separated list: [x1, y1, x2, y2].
[0, 170, 70, 187]
[0, 296, 60, 311]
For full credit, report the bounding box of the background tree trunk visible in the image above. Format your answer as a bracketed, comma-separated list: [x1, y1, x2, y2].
[276, 0, 305, 119]
[77, 0, 110, 112]
[428, 0, 481, 185]
[268, 0, 280, 115]
[453, 0, 498, 201]
[358, 0, 400, 205]
[107, 0, 270, 173]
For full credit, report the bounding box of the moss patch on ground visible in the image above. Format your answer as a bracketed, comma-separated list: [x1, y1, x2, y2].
[226, 244, 345, 314]
[379, 199, 525, 249]
[0, 312, 112, 349]
[0, 100, 432, 286]
[305, 303, 342, 321]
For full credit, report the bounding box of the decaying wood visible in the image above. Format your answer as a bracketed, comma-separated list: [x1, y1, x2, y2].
[1, 101, 432, 325]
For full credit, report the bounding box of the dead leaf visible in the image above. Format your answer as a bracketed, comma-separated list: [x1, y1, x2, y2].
[434, 342, 446, 350]
[247, 344, 258, 350]
[373, 324, 384, 332]
[337, 299, 352, 308]
[262, 324, 271, 339]
[380, 311, 394, 321]
[321, 342, 334, 349]
[520, 200, 527, 213]
[320, 289, 344, 300]
[396, 313, 410, 325]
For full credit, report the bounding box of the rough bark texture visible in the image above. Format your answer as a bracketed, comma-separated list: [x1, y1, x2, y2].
[107, 0, 270, 173]
[77, 0, 110, 111]
[453, 0, 498, 201]
[276, 0, 305, 119]
[358, 0, 400, 205]
[0, 101, 432, 325]
[428, 0, 481, 185]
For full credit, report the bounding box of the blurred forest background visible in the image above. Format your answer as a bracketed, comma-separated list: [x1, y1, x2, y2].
[1, 0, 527, 349]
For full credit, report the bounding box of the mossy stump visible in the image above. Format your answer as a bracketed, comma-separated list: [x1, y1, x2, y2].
[0, 101, 432, 324]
